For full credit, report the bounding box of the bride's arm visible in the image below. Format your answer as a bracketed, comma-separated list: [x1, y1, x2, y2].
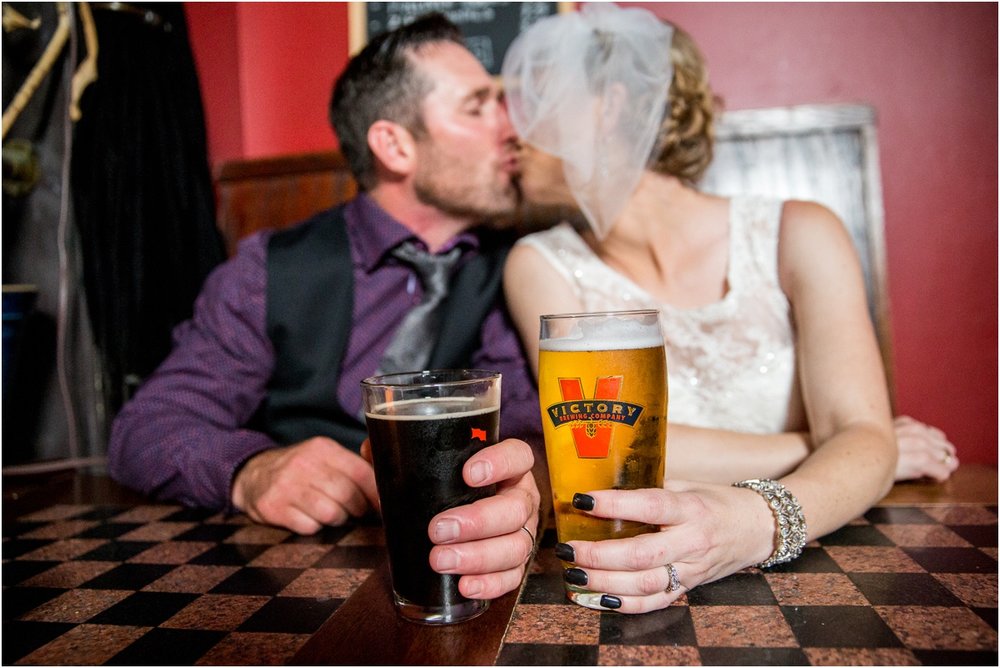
[666, 424, 812, 482]
[775, 200, 896, 535]
[503, 242, 583, 375]
[669, 418, 956, 484]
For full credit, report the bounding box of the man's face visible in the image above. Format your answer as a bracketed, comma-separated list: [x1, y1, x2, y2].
[409, 42, 520, 222]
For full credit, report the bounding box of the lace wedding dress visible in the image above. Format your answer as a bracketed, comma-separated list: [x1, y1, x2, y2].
[518, 196, 801, 434]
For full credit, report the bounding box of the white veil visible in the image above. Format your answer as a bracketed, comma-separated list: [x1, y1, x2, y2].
[502, 4, 674, 239]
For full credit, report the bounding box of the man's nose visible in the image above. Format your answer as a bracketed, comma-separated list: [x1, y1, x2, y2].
[497, 98, 517, 142]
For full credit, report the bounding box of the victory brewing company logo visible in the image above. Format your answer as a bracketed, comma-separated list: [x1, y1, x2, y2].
[546, 376, 644, 458]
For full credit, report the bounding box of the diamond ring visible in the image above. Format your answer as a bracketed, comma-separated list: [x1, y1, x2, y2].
[665, 563, 682, 592]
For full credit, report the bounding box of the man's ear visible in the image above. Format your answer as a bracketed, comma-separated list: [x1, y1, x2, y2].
[368, 120, 417, 177]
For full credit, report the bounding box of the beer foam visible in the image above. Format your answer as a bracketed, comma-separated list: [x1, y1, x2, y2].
[540, 313, 663, 352]
[365, 396, 496, 420]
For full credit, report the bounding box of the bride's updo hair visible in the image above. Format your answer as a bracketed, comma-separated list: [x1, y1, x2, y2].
[649, 24, 721, 185]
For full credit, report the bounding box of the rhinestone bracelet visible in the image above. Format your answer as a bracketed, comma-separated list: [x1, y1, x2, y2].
[732, 478, 807, 568]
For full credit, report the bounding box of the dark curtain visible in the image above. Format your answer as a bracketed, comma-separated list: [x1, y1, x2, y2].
[3, 2, 73, 461]
[71, 3, 225, 414]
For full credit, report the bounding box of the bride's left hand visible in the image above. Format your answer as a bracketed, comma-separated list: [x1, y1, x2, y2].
[893, 415, 958, 482]
[558, 480, 776, 614]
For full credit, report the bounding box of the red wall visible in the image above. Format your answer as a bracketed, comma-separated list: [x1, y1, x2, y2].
[186, 2, 350, 160]
[185, 2, 998, 465]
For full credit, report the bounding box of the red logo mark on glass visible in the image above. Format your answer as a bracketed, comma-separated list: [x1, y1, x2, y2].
[558, 376, 622, 458]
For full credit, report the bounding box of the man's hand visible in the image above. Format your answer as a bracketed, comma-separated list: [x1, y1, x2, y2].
[426, 438, 540, 599]
[232, 437, 380, 534]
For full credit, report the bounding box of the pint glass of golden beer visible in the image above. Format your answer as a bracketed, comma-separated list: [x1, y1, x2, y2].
[538, 310, 667, 609]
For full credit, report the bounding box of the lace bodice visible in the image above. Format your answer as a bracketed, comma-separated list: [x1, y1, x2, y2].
[518, 196, 800, 434]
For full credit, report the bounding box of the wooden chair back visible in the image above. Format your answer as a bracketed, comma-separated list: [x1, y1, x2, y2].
[214, 150, 356, 255]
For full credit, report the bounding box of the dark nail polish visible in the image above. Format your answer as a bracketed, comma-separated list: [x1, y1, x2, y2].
[554, 543, 576, 562]
[563, 567, 588, 586]
[600, 594, 622, 610]
[572, 493, 595, 511]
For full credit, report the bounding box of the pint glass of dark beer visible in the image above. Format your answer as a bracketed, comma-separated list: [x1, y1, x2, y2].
[361, 369, 501, 624]
[538, 310, 667, 609]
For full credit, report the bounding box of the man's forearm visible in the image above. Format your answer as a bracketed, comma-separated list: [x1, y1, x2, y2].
[108, 400, 276, 510]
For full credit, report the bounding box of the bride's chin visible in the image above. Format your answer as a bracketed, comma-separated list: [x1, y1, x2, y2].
[519, 180, 574, 208]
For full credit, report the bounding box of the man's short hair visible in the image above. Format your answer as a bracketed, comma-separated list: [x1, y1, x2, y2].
[330, 13, 465, 191]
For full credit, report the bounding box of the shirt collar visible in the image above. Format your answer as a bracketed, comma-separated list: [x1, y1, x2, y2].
[346, 193, 480, 273]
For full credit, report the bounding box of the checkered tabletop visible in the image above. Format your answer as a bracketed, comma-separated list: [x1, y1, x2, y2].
[499, 505, 998, 666]
[2, 501, 997, 665]
[3, 504, 384, 665]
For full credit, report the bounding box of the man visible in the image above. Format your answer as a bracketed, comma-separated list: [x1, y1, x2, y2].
[109, 14, 541, 602]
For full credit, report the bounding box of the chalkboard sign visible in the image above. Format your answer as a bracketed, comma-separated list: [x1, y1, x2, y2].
[348, 2, 570, 74]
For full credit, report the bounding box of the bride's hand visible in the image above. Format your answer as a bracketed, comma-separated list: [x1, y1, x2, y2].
[556, 480, 776, 614]
[893, 415, 958, 482]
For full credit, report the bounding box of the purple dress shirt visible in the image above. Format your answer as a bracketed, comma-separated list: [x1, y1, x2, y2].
[108, 194, 541, 510]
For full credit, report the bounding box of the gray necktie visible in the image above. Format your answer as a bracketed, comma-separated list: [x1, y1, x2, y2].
[376, 240, 463, 375]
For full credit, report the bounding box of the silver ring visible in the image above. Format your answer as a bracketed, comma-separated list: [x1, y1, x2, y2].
[665, 563, 681, 592]
[520, 525, 535, 544]
[942, 452, 954, 465]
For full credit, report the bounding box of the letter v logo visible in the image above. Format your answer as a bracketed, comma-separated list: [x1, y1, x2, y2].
[558, 376, 622, 458]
